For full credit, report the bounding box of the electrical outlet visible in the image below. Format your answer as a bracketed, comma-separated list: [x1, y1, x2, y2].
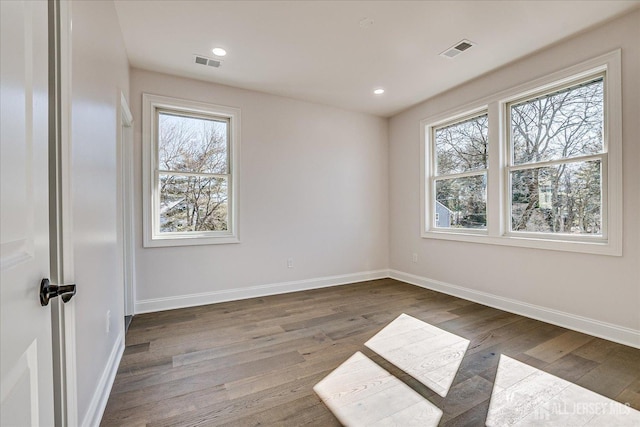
[106, 310, 111, 333]
[412, 253, 418, 263]
[287, 258, 293, 268]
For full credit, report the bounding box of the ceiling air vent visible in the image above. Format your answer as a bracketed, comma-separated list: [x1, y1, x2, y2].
[193, 54, 222, 68]
[440, 39, 475, 59]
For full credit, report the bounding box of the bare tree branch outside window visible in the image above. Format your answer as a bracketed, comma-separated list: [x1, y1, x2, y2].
[509, 78, 603, 234]
[157, 112, 229, 233]
[434, 114, 488, 229]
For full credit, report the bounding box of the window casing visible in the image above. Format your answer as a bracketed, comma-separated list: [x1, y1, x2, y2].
[430, 112, 488, 232]
[143, 94, 241, 247]
[421, 50, 622, 256]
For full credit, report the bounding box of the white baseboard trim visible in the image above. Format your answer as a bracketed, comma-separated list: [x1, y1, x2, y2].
[389, 269, 640, 349]
[135, 269, 389, 314]
[132, 268, 639, 348]
[81, 333, 125, 427]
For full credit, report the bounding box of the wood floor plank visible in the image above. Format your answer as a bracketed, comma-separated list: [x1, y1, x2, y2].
[313, 352, 443, 426]
[101, 384, 228, 426]
[572, 337, 622, 363]
[575, 358, 637, 398]
[225, 394, 340, 427]
[543, 353, 599, 383]
[113, 350, 304, 396]
[486, 355, 640, 427]
[365, 313, 470, 397]
[440, 375, 494, 421]
[443, 398, 490, 427]
[617, 378, 640, 410]
[147, 371, 327, 427]
[116, 330, 326, 386]
[465, 317, 541, 356]
[524, 330, 594, 363]
[485, 321, 566, 361]
[225, 346, 365, 400]
[100, 279, 640, 426]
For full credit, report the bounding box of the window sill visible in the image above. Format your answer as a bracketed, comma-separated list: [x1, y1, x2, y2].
[143, 233, 240, 248]
[421, 230, 621, 256]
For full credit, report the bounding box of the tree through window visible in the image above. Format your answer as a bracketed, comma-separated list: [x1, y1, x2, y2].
[433, 113, 488, 230]
[158, 111, 230, 233]
[142, 93, 240, 247]
[421, 51, 621, 255]
[508, 77, 604, 235]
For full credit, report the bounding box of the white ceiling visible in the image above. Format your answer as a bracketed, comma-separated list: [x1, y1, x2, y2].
[113, 1, 639, 117]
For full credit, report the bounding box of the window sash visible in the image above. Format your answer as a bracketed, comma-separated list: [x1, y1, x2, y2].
[506, 156, 605, 237]
[431, 172, 488, 232]
[154, 171, 233, 236]
[432, 112, 489, 177]
[506, 73, 607, 167]
[156, 109, 231, 175]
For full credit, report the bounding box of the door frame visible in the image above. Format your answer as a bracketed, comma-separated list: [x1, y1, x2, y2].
[49, 0, 78, 425]
[119, 92, 135, 317]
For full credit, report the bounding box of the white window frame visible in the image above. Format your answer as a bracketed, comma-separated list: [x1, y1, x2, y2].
[142, 93, 241, 247]
[504, 74, 607, 242]
[428, 109, 489, 234]
[420, 50, 622, 256]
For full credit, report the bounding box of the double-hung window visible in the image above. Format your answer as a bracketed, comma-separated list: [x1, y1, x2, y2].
[431, 112, 488, 231]
[421, 50, 622, 255]
[507, 76, 605, 237]
[143, 94, 240, 247]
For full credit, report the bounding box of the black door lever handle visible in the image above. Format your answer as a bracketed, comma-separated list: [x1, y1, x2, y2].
[40, 278, 76, 306]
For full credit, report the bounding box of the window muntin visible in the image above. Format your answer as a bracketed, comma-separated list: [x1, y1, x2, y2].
[143, 93, 240, 247]
[507, 76, 605, 237]
[432, 113, 488, 230]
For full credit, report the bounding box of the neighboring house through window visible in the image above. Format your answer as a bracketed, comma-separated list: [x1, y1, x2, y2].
[434, 203, 451, 228]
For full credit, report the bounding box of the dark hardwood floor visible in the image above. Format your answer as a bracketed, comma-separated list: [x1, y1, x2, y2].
[101, 278, 640, 426]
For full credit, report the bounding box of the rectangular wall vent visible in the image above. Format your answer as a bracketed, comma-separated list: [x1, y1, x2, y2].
[193, 55, 222, 68]
[440, 39, 475, 59]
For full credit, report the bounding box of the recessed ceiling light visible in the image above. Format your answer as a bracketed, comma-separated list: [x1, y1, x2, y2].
[212, 47, 227, 57]
[373, 88, 385, 95]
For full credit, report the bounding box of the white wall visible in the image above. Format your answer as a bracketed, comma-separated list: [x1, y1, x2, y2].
[70, 0, 130, 424]
[130, 69, 389, 310]
[389, 11, 640, 335]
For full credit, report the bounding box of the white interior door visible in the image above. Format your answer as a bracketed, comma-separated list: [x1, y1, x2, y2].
[0, 0, 55, 425]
